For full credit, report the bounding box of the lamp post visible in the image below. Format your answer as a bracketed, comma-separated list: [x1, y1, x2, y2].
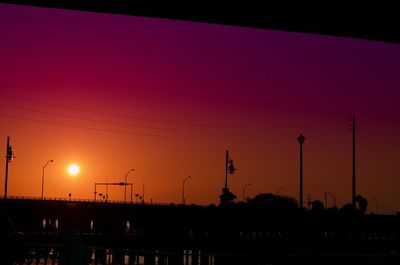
[352, 116, 356, 207]
[41, 160, 54, 199]
[329, 192, 337, 208]
[124, 169, 134, 203]
[297, 134, 305, 209]
[242, 183, 251, 201]
[224, 150, 236, 190]
[324, 191, 337, 208]
[182, 176, 191, 205]
[142, 182, 145, 204]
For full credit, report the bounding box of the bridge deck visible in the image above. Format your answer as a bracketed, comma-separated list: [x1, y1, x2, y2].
[1, 198, 400, 264]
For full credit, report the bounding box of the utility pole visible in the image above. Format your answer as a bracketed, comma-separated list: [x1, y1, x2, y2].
[225, 150, 229, 189]
[297, 134, 305, 209]
[4, 136, 10, 199]
[352, 116, 356, 207]
[142, 182, 145, 204]
[4, 136, 14, 199]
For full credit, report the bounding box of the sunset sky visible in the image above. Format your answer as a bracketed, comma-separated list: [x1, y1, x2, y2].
[1, 3, 400, 213]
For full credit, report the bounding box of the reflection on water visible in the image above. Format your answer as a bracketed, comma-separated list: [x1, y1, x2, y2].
[11, 248, 217, 265]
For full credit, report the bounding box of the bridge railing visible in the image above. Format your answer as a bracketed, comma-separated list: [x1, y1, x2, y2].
[4, 195, 172, 206]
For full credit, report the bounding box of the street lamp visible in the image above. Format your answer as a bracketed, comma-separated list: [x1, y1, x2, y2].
[242, 183, 251, 201]
[182, 176, 191, 205]
[224, 150, 236, 190]
[297, 134, 305, 209]
[124, 169, 134, 203]
[324, 192, 337, 208]
[41, 160, 54, 199]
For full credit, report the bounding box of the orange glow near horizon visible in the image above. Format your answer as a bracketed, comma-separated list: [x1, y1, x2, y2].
[1, 4, 400, 214]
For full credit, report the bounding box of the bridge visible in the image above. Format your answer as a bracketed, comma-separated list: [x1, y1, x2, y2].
[0, 0, 399, 43]
[1, 197, 400, 264]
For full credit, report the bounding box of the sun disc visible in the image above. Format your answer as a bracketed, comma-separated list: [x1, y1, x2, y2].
[68, 164, 80, 176]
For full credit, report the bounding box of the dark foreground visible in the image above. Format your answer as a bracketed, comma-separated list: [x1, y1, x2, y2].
[1, 198, 400, 265]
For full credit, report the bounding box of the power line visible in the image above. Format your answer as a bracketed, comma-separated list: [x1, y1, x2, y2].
[0, 113, 347, 142]
[0, 93, 347, 130]
[0, 103, 347, 136]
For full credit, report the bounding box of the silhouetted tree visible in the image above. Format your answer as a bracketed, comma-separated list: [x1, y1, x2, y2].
[310, 200, 324, 212]
[247, 193, 298, 212]
[340, 203, 357, 215]
[355, 194, 368, 213]
[326, 206, 339, 214]
[340, 198, 368, 215]
[207, 204, 217, 209]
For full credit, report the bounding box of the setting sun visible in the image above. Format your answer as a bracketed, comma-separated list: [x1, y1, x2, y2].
[67, 164, 80, 176]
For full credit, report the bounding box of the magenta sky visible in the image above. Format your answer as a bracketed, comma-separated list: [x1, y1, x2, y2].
[1, 3, 400, 213]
